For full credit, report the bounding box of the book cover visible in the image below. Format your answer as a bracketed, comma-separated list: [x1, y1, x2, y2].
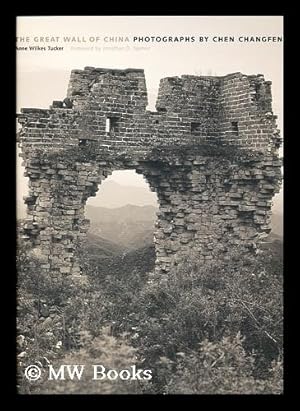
[16, 15, 283, 395]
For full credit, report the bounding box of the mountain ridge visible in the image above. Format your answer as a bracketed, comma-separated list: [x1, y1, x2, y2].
[87, 180, 158, 208]
[86, 203, 158, 223]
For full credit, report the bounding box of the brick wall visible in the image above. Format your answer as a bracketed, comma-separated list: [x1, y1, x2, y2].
[17, 67, 282, 278]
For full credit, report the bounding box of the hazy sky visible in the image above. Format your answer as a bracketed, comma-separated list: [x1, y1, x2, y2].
[16, 16, 283, 205]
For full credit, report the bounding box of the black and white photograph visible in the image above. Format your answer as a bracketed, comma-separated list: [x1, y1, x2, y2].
[16, 15, 283, 395]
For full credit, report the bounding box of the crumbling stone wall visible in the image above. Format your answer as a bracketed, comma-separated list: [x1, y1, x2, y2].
[17, 67, 282, 278]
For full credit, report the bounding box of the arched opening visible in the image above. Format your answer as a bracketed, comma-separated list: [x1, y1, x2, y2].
[84, 169, 159, 278]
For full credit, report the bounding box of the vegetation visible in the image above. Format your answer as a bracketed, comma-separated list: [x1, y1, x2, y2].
[147, 142, 268, 165]
[17, 236, 283, 395]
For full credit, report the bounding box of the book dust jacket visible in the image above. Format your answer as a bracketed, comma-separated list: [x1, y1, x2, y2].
[16, 15, 283, 395]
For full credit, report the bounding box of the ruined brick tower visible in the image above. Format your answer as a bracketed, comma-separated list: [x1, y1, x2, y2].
[17, 67, 282, 279]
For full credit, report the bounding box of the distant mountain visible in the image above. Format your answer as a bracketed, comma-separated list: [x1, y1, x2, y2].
[272, 189, 283, 215]
[86, 204, 157, 250]
[86, 232, 124, 258]
[271, 211, 283, 238]
[270, 189, 283, 238]
[85, 236, 155, 278]
[17, 200, 26, 220]
[87, 180, 158, 208]
[86, 204, 157, 223]
[84, 205, 157, 277]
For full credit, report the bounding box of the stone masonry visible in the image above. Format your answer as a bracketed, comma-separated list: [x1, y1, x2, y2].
[17, 67, 282, 278]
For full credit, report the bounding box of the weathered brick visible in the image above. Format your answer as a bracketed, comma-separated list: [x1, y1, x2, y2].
[17, 67, 282, 278]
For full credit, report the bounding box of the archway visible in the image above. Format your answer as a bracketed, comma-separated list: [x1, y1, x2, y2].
[84, 169, 159, 276]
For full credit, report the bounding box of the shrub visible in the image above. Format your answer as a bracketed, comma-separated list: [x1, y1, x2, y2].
[127, 246, 283, 390]
[34, 328, 147, 395]
[17, 236, 283, 395]
[165, 333, 283, 394]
